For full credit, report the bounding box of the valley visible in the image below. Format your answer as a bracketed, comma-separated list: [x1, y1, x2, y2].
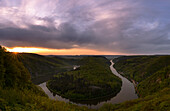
[38, 59, 137, 109]
[0, 46, 170, 111]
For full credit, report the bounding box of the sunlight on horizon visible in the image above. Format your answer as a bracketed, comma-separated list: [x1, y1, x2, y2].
[6, 47, 123, 55]
[7, 47, 44, 53]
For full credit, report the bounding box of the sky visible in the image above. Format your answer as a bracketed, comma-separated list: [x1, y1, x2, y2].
[0, 0, 170, 55]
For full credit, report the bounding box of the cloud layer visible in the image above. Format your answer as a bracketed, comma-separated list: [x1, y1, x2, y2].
[0, 0, 170, 54]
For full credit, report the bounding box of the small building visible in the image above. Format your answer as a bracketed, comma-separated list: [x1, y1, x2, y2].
[73, 65, 80, 70]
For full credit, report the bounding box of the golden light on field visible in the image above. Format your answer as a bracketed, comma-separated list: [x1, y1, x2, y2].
[6, 47, 123, 55]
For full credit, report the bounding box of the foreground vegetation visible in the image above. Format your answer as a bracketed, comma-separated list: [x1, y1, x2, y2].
[47, 56, 122, 100]
[0, 87, 92, 111]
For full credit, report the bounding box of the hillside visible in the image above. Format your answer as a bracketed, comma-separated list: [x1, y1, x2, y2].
[113, 55, 170, 82]
[47, 56, 122, 100]
[113, 55, 170, 97]
[18, 53, 79, 84]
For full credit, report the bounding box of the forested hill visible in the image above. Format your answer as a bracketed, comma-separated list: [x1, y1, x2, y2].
[47, 56, 122, 101]
[113, 55, 170, 97]
[17, 53, 79, 84]
[113, 55, 170, 82]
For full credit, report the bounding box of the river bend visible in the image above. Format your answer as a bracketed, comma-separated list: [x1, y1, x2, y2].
[39, 60, 138, 109]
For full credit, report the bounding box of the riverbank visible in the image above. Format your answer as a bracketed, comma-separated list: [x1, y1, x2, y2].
[131, 79, 140, 97]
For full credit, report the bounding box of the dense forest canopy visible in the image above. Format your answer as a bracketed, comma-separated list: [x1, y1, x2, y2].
[47, 56, 122, 100]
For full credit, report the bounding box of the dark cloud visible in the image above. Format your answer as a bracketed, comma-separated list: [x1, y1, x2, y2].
[0, 23, 95, 49]
[0, 0, 170, 54]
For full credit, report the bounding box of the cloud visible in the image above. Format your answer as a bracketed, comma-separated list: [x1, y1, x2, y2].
[0, 0, 170, 54]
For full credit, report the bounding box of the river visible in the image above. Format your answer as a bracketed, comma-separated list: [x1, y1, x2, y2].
[38, 60, 138, 109]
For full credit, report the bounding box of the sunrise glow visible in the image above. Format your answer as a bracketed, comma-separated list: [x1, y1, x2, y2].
[7, 47, 44, 53]
[6, 47, 123, 55]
